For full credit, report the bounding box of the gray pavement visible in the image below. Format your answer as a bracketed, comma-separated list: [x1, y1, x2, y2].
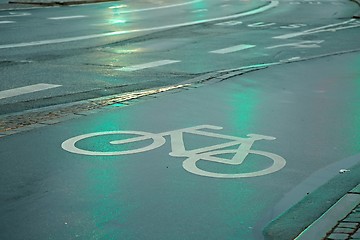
[0, 0, 359, 238]
[1, 50, 360, 239]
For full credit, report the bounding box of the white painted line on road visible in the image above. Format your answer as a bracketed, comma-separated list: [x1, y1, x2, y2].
[266, 40, 324, 49]
[48, 15, 87, 20]
[192, 9, 208, 13]
[0, 1, 279, 49]
[215, 20, 243, 26]
[117, 60, 180, 72]
[0, 12, 30, 18]
[0, 21, 15, 24]
[0, 83, 62, 100]
[109, 0, 202, 12]
[248, 22, 276, 27]
[273, 19, 357, 39]
[210, 44, 255, 54]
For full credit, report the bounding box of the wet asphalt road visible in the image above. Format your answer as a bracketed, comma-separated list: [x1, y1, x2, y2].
[1, 0, 360, 239]
[1, 51, 360, 239]
[0, 0, 359, 111]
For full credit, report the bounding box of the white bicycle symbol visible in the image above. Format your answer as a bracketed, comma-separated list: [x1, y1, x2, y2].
[61, 125, 286, 178]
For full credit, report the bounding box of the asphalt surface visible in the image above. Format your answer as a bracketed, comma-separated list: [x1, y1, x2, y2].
[1, 48, 360, 240]
[1, 0, 360, 239]
[1, 0, 359, 115]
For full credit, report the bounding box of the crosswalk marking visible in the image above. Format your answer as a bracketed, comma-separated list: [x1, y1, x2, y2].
[117, 60, 180, 72]
[0, 83, 62, 100]
[210, 44, 255, 54]
[48, 15, 87, 20]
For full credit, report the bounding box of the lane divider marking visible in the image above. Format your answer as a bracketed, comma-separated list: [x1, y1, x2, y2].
[0, 83, 62, 100]
[0, 12, 30, 18]
[48, 15, 87, 20]
[116, 60, 180, 72]
[0, 21, 15, 24]
[210, 44, 256, 54]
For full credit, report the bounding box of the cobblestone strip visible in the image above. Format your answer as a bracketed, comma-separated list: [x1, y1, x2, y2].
[0, 84, 191, 136]
[324, 184, 360, 240]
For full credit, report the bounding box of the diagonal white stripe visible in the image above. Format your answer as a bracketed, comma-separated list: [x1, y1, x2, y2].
[0, 13, 30, 18]
[48, 15, 87, 20]
[117, 60, 180, 72]
[0, 83, 62, 100]
[210, 44, 256, 54]
[0, 21, 15, 24]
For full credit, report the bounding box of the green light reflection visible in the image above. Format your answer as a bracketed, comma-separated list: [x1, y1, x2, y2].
[79, 114, 132, 238]
[229, 83, 259, 133]
[214, 83, 263, 229]
[190, 0, 208, 21]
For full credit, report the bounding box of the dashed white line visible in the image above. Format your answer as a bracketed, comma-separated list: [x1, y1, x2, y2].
[0, 12, 30, 18]
[0, 83, 62, 100]
[0, 21, 15, 24]
[117, 60, 180, 72]
[192, 9, 208, 13]
[48, 15, 87, 20]
[266, 40, 324, 49]
[210, 44, 256, 54]
[215, 20, 243, 26]
[248, 22, 276, 27]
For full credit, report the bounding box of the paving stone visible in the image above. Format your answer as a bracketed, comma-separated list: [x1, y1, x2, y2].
[344, 218, 360, 223]
[349, 184, 360, 194]
[334, 227, 356, 234]
[327, 233, 350, 240]
[338, 222, 358, 229]
[352, 229, 360, 238]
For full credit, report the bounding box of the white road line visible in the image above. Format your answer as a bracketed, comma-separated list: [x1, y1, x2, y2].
[210, 44, 255, 54]
[0, 1, 279, 49]
[48, 15, 87, 20]
[109, 0, 202, 12]
[117, 60, 180, 72]
[273, 19, 357, 39]
[192, 9, 208, 13]
[0, 83, 61, 100]
[0, 21, 15, 24]
[0, 12, 30, 18]
[266, 40, 324, 49]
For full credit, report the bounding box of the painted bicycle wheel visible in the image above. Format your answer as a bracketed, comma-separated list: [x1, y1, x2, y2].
[182, 149, 286, 178]
[62, 131, 166, 156]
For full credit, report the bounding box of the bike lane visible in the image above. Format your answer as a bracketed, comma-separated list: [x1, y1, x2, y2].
[1, 52, 360, 239]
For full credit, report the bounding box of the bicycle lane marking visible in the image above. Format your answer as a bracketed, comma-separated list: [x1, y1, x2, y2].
[61, 125, 287, 179]
[0, 1, 279, 49]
